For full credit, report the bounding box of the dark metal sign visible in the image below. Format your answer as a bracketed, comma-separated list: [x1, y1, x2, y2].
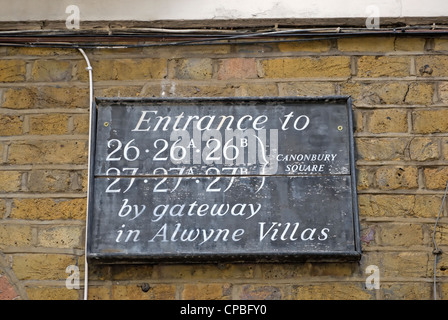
[86, 97, 361, 263]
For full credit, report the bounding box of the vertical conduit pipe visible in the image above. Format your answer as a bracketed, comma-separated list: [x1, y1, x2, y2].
[78, 48, 93, 301]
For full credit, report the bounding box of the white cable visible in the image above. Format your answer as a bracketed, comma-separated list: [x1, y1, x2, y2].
[78, 48, 93, 301]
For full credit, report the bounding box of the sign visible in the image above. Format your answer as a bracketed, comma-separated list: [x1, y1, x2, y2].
[86, 97, 361, 263]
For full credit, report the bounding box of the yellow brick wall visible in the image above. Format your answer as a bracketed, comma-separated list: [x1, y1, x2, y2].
[1, 36, 448, 300]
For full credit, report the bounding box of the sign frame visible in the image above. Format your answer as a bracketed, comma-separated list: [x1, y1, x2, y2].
[86, 96, 361, 263]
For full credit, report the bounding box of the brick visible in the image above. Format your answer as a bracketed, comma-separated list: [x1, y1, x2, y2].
[378, 223, 423, 246]
[0, 199, 5, 216]
[37, 226, 83, 249]
[443, 138, 448, 160]
[110, 264, 153, 280]
[434, 254, 448, 277]
[367, 109, 408, 133]
[412, 110, 448, 133]
[434, 39, 448, 51]
[39, 87, 89, 109]
[423, 167, 448, 190]
[404, 82, 434, 105]
[359, 225, 375, 246]
[29, 114, 69, 135]
[259, 56, 351, 78]
[409, 137, 439, 161]
[142, 81, 176, 97]
[394, 38, 426, 51]
[142, 83, 236, 97]
[111, 284, 175, 300]
[98, 86, 142, 97]
[76, 59, 113, 81]
[234, 43, 276, 55]
[278, 82, 335, 96]
[0, 60, 26, 82]
[261, 263, 354, 279]
[278, 39, 331, 53]
[359, 194, 441, 218]
[217, 58, 257, 80]
[416, 55, 448, 77]
[114, 58, 167, 80]
[27, 168, 64, 191]
[382, 283, 432, 300]
[375, 166, 418, 190]
[357, 56, 410, 77]
[358, 194, 414, 217]
[235, 284, 282, 300]
[26, 170, 76, 193]
[439, 82, 448, 103]
[2, 87, 89, 110]
[338, 37, 395, 52]
[360, 224, 376, 246]
[10, 198, 87, 220]
[73, 114, 90, 134]
[433, 225, 448, 247]
[356, 167, 372, 190]
[31, 60, 72, 82]
[293, 283, 373, 300]
[172, 58, 214, 80]
[414, 195, 444, 218]
[353, 109, 363, 133]
[78, 58, 165, 82]
[1, 87, 37, 109]
[48, 170, 82, 194]
[80, 170, 88, 192]
[0, 171, 22, 192]
[87, 286, 111, 300]
[0, 224, 32, 248]
[0, 274, 19, 300]
[92, 47, 143, 56]
[182, 283, 231, 300]
[236, 83, 279, 97]
[356, 138, 408, 161]
[260, 264, 310, 279]
[155, 263, 254, 280]
[340, 82, 409, 105]
[26, 286, 79, 300]
[8, 140, 88, 165]
[11, 254, 79, 280]
[85, 264, 110, 281]
[145, 44, 230, 57]
[8, 47, 77, 56]
[0, 115, 23, 136]
[380, 252, 429, 277]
